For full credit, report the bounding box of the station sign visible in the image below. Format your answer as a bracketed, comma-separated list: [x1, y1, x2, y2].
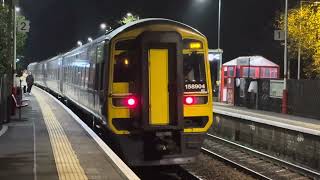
[17, 20, 30, 33]
[274, 30, 285, 41]
[208, 49, 223, 62]
[270, 80, 284, 98]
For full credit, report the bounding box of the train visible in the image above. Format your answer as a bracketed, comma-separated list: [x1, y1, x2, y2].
[28, 18, 213, 166]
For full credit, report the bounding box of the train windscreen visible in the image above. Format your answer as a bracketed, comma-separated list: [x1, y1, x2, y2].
[113, 52, 135, 82]
[183, 53, 207, 92]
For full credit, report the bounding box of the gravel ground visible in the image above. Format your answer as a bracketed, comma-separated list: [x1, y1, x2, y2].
[183, 153, 257, 180]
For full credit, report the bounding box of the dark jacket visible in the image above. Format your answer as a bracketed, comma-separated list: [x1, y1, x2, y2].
[26, 74, 34, 85]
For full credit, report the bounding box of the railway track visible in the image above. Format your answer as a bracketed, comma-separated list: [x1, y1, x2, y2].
[132, 165, 201, 180]
[203, 133, 320, 180]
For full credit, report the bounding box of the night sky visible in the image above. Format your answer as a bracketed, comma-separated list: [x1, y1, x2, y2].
[20, 0, 300, 72]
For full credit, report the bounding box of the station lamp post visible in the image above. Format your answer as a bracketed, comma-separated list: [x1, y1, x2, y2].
[217, 0, 223, 101]
[195, 0, 223, 100]
[13, 5, 20, 71]
[282, 0, 288, 114]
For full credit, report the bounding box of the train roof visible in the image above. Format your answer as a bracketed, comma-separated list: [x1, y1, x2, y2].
[106, 18, 206, 39]
[32, 18, 205, 64]
[62, 18, 205, 58]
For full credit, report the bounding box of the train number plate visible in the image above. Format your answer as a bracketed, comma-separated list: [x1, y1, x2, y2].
[184, 83, 207, 92]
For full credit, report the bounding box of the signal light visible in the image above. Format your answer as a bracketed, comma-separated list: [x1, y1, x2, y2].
[185, 96, 195, 105]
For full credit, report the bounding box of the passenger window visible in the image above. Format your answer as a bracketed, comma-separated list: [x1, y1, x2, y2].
[97, 45, 104, 63]
[249, 67, 256, 78]
[229, 67, 234, 77]
[89, 47, 96, 89]
[97, 44, 105, 90]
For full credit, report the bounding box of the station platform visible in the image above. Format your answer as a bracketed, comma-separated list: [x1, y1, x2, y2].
[213, 102, 320, 136]
[0, 87, 139, 180]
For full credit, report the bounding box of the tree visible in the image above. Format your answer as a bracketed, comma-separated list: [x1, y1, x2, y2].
[0, 5, 28, 75]
[119, 13, 140, 25]
[276, 4, 320, 79]
[0, 5, 11, 75]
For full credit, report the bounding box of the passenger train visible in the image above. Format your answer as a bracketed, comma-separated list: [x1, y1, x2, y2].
[28, 18, 213, 166]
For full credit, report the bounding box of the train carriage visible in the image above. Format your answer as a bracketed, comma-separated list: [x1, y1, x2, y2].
[28, 18, 213, 166]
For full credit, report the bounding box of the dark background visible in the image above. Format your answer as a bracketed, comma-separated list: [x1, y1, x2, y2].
[19, 0, 301, 75]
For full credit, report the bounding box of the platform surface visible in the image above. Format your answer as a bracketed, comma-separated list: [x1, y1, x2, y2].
[213, 102, 320, 136]
[0, 87, 139, 180]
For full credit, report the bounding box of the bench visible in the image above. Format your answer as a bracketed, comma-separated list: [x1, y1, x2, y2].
[11, 94, 29, 108]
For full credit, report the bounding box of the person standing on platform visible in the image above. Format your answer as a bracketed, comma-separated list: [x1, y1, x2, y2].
[26, 71, 34, 95]
[20, 70, 28, 94]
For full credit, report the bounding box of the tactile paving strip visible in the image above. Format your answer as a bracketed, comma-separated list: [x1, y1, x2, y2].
[34, 93, 88, 180]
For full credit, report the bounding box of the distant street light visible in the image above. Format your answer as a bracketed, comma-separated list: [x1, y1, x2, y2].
[16, 59, 20, 63]
[127, 12, 133, 17]
[100, 23, 107, 30]
[77, 41, 83, 46]
[88, 37, 93, 42]
[100, 22, 112, 33]
[15, 6, 20, 12]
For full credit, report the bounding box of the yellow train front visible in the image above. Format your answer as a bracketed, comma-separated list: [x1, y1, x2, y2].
[106, 19, 213, 166]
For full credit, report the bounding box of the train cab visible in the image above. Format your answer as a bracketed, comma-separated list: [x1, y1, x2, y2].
[106, 19, 213, 166]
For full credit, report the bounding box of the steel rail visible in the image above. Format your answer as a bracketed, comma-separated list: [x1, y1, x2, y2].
[201, 147, 271, 180]
[206, 133, 319, 179]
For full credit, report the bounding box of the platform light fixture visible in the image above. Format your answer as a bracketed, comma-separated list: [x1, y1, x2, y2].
[88, 37, 93, 43]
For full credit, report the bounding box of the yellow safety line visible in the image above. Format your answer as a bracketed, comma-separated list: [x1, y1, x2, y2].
[34, 91, 88, 180]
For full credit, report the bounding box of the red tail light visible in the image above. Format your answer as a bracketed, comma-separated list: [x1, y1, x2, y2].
[184, 96, 195, 105]
[126, 97, 137, 108]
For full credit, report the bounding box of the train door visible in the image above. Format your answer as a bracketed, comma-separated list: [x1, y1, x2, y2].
[148, 49, 169, 125]
[137, 31, 184, 130]
[59, 57, 64, 93]
[95, 41, 106, 114]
